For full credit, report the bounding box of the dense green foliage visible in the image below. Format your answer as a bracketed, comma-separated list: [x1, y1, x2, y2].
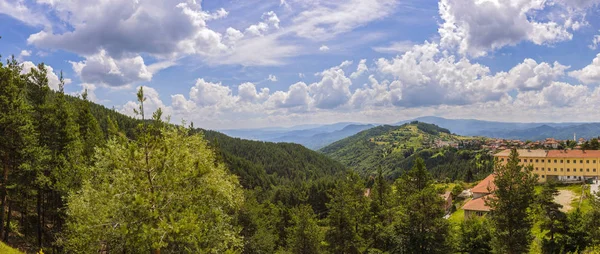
[488, 149, 538, 253]
[321, 123, 492, 181]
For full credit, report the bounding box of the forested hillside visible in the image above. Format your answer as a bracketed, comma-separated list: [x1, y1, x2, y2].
[321, 122, 493, 181]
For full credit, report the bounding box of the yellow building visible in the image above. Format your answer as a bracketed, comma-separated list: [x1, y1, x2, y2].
[494, 149, 600, 182]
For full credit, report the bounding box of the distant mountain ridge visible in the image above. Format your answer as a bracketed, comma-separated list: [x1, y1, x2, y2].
[396, 116, 598, 140]
[219, 122, 375, 150]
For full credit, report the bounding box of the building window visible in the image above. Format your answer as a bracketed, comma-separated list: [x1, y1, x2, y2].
[587, 160, 590, 164]
[560, 168, 563, 172]
[535, 168, 538, 171]
[530, 159, 533, 162]
[568, 160, 571, 163]
[595, 160, 597, 164]
[581, 168, 584, 172]
[536, 159, 539, 162]
[568, 176, 571, 179]
[567, 168, 570, 172]
[594, 169, 597, 172]
[554, 159, 557, 163]
[542, 168, 545, 171]
[561, 160, 564, 163]
[554, 168, 557, 172]
[542, 159, 545, 163]
[587, 169, 590, 172]
[501, 158, 504, 161]
[581, 160, 584, 163]
[542, 175, 545, 178]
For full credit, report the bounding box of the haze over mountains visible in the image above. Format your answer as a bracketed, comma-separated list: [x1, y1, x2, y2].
[220, 116, 600, 150]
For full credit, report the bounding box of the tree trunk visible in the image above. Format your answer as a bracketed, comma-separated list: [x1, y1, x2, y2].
[152, 249, 160, 254]
[4, 200, 11, 242]
[0, 154, 9, 239]
[37, 188, 42, 249]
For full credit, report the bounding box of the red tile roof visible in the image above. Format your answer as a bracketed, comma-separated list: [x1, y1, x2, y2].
[471, 174, 496, 194]
[547, 150, 600, 158]
[462, 195, 494, 212]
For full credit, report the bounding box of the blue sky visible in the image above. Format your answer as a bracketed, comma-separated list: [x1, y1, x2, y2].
[2, 0, 600, 129]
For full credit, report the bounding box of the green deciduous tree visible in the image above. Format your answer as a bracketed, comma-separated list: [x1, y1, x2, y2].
[64, 87, 244, 253]
[487, 149, 537, 254]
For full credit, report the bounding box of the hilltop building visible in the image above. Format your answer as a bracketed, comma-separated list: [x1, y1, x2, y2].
[494, 149, 600, 183]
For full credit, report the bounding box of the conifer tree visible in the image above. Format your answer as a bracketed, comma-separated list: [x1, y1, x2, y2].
[393, 157, 450, 254]
[487, 149, 537, 254]
[537, 180, 568, 253]
[76, 89, 103, 160]
[366, 167, 393, 251]
[325, 171, 368, 253]
[456, 218, 492, 254]
[286, 204, 322, 254]
[0, 56, 38, 242]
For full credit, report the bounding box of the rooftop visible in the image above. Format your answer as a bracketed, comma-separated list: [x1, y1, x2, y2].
[547, 150, 600, 158]
[471, 174, 496, 194]
[494, 149, 548, 157]
[462, 195, 494, 212]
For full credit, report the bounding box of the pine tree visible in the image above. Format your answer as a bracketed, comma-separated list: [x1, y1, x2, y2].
[456, 217, 492, 254]
[76, 89, 103, 160]
[366, 167, 393, 252]
[0, 56, 38, 242]
[393, 157, 451, 254]
[286, 204, 322, 254]
[487, 149, 537, 254]
[325, 171, 368, 253]
[537, 180, 568, 253]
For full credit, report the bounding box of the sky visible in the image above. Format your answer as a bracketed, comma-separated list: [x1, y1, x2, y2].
[2, 0, 600, 130]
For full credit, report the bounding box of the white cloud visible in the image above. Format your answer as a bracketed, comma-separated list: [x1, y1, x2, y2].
[299, 73, 305, 78]
[0, 0, 48, 27]
[372, 41, 414, 54]
[590, 31, 600, 50]
[19, 50, 31, 57]
[238, 82, 270, 103]
[291, 0, 398, 40]
[569, 53, 600, 84]
[189, 79, 236, 108]
[350, 59, 368, 79]
[268, 74, 278, 82]
[438, 0, 573, 57]
[267, 82, 312, 109]
[21, 61, 72, 91]
[319, 45, 330, 52]
[309, 64, 352, 109]
[69, 50, 172, 88]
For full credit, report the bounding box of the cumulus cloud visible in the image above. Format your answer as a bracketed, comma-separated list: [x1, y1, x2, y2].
[319, 45, 330, 52]
[21, 61, 72, 91]
[0, 0, 48, 27]
[238, 82, 270, 103]
[19, 50, 31, 57]
[438, 0, 573, 57]
[309, 65, 353, 109]
[350, 59, 368, 79]
[69, 50, 173, 87]
[267, 82, 312, 109]
[569, 53, 600, 84]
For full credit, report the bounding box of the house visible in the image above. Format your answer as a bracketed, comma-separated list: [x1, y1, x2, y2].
[440, 191, 452, 214]
[463, 174, 496, 218]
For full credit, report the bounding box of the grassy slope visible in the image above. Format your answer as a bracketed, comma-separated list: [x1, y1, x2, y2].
[0, 242, 22, 254]
[321, 122, 491, 180]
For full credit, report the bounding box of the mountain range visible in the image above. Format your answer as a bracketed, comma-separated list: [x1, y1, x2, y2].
[220, 123, 374, 150]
